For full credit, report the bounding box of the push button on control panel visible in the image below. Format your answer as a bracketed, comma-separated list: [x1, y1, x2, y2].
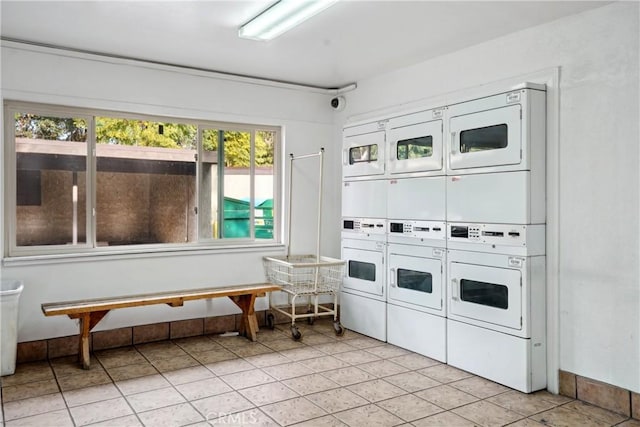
[468, 227, 481, 240]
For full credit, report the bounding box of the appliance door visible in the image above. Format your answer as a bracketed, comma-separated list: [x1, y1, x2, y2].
[388, 120, 442, 174]
[343, 131, 385, 178]
[449, 104, 521, 171]
[388, 251, 443, 312]
[342, 246, 384, 297]
[387, 176, 445, 220]
[449, 261, 522, 331]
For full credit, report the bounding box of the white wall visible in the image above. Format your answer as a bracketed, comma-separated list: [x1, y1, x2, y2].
[2, 2, 638, 395]
[0, 43, 340, 341]
[338, 3, 639, 393]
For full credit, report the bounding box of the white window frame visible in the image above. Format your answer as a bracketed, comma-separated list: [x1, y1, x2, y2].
[4, 101, 281, 258]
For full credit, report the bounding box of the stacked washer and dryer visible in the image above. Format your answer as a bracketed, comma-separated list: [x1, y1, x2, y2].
[341, 107, 448, 359]
[340, 83, 547, 393]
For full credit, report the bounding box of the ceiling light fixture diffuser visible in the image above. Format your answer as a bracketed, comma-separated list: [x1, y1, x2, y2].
[239, 0, 338, 41]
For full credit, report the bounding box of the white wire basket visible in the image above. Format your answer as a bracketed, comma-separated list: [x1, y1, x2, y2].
[263, 255, 345, 295]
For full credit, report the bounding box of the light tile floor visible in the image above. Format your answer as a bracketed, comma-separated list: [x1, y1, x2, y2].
[1, 320, 639, 427]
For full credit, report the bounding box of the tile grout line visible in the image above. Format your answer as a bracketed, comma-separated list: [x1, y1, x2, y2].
[53, 354, 78, 427]
[6, 320, 634, 427]
[95, 349, 149, 427]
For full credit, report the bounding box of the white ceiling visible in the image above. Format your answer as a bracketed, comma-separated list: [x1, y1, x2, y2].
[1, 1, 609, 89]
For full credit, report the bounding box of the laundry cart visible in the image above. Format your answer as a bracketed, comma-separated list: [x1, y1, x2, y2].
[263, 148, 346, 340]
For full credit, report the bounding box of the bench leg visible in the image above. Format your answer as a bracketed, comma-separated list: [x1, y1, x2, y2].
[78, 314, 91, 369]
[70, 311, 109, 369]
[230, 294, 258, 341]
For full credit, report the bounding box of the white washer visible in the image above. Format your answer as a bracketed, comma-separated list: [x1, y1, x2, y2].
[386, 220, 447, 362]
[340, 218, 387, 341]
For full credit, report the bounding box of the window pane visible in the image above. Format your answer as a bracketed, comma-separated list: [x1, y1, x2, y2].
[8, 102, 281, 256]
[200, 128, 219, 239]
[14, 113, 88, 246]
[95, 117, 197, 245]
[222, 131, 251, 238]
[397, 268, 432, 293]
[397, 136, 433, 160]
[255, 130, 274, 239]
[349, 144, 378, 164]
[460, 124, 507, 153]
[349, 260, 376, 281]
[460, 279, 508, 309]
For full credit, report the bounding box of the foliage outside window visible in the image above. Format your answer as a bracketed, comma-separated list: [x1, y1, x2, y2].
[396, 136, 433, 160]
[349, 144, 377, 164]
[7, 103, 279, 256]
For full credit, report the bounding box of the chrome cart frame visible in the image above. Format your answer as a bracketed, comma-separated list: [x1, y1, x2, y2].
[263, 148, 346, 340]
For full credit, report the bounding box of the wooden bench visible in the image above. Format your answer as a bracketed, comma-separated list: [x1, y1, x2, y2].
[41, 283, 281, 369]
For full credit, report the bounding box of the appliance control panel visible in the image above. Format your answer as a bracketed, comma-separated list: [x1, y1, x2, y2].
[387, 220, 446, 240]
[342, 217, 386, 235]
[448, 223, 527, 246]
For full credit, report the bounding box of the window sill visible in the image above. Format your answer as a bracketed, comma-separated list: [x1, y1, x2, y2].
[2, 242, 287, 267]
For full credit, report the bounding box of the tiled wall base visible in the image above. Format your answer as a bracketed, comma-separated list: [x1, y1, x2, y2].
[16, 311, 268, 364]
[559, 370, 639, 419]
[14, 305, 337, 365]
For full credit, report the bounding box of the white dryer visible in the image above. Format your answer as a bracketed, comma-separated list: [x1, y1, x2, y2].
[446, 84, 546, 225]
[386, 220, 447, 362]
[445, 224, 546, 393]
[340, 218, 387, 341]
[343, 121, 386, 179]
[387, 108, 444, 177]
[446, 84, 546, 175]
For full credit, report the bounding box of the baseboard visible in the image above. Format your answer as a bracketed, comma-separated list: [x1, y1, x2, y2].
[559, 370, 639, 419]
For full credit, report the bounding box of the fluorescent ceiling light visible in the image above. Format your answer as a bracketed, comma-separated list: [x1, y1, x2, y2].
[239, 0, 338, 41]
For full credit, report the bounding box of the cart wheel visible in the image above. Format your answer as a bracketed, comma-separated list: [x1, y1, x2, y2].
[307, 309, 315, 325]
[291, 325, 302, 341]
[333, 321, 345, 336]
[266, 313, 275, 330]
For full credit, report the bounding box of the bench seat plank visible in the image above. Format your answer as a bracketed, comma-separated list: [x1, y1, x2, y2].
[42, 283, 280, 316]
[41, 283, 281, 369]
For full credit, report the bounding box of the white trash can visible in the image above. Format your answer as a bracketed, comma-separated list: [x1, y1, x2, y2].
[1, 280, 24, 376]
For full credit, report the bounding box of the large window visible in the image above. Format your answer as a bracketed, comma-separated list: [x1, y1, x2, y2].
[5, 102, 280, 256]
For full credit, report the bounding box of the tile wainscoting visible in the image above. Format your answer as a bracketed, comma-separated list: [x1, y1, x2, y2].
[559, 370, 639, 419]
[16, 312, 268, 363]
